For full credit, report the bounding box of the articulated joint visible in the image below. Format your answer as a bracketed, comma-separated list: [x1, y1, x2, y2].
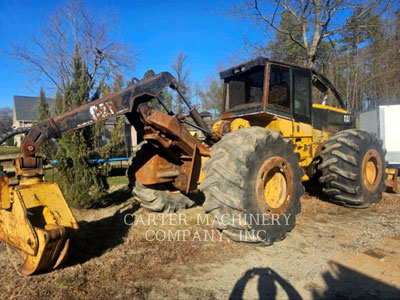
[13, 157, 45, 184]
[21, 119, 61, 157]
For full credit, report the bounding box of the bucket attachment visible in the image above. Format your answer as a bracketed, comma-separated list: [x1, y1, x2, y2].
[0, 158, 78, 275]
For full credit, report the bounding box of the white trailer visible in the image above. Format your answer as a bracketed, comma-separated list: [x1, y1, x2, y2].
[356, 105, 400, 168]
[356, 105, 400, 193]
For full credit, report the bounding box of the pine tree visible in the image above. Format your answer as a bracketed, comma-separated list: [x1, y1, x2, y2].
[141, 70, 159, 108]
[160, 89, 173, 112]
[37, 86, 50, 121]
[364, 12, 400, 107]
[112, 74, 124, 92]
[55, 88, 64, 116]
[142, 69, 156, 80]
[55, 48, 108, 208]
[141, 70, 174, 112]
[339, 8, 378, 111]
[37, 86, 54, 158]
[268, 10, 305, 65]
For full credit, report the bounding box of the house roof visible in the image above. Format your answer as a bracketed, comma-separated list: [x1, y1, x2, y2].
[13, 95, 56, 122]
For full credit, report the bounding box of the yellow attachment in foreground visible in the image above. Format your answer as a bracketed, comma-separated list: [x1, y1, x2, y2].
[385, 168, 399, 194]
[0, 177, 78, 275]
[0, 176, 11, 209]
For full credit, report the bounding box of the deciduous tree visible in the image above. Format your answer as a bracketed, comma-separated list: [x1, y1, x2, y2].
[171, 51, 191, 114]
[8, 0, 136, 92]
[196, 76, 224, 117]
[230, 0, 387, 68]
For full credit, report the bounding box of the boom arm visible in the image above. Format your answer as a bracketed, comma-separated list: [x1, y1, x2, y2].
[20, 72, 177, 159]
[0, 71, 211, 276]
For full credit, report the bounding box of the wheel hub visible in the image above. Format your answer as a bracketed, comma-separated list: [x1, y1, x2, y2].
[257, 157, 293, 215]
[361, 149, 382, 191]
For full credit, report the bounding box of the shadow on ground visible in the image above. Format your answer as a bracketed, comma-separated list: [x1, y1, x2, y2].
[229, 264, 400, 300]
[303, 180, 333, 203]
[95, 186, 133, 208]
[229, 268, 301, 300]
[314, 261, 400, 299]
[63, 202, 140, 268]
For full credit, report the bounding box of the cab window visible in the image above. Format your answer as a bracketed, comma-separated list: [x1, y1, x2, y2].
[224, 66, 265, 110]
[268, 65, 290, 112]
[293, 69, 311, 123]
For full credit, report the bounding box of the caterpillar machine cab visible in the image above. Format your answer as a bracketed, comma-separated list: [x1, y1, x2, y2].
[0, 57, 396, 275]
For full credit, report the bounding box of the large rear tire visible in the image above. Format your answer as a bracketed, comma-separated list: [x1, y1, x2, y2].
[200, 127, 303, 245]
[319, 129, 386, 207]
[126, 141, 194, 213]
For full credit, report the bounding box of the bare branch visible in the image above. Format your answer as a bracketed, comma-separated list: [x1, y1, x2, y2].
[253, 0, 308, 50]
[229, 0, 389, 68]
[5, 0, 137, 93]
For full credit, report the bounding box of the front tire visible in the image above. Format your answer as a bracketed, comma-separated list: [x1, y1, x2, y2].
[200, 127, 303, 245]
[319, 129, 386, 207]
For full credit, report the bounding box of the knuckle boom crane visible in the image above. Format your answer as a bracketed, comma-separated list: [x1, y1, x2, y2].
[0, 72, 212, 275]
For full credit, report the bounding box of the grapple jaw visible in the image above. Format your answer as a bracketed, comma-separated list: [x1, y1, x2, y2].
[0, 157, 78, 275]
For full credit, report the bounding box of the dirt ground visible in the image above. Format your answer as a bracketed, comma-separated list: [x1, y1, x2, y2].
[0, 183, 399, 300]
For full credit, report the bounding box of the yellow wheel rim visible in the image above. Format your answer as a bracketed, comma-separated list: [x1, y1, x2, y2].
[257, 157, 293, 215]
[365, 160, 377, 185]
[361, 149, 382, 191]
[264, 169, 287, 209]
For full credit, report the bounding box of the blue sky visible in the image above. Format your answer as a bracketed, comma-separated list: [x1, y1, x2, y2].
[1, 1, 395, 109]
[0, 0, 265, 108]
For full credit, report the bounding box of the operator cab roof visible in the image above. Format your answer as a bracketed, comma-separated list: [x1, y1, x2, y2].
[219, 57, 345, 109]
[219, 57, 269, 79]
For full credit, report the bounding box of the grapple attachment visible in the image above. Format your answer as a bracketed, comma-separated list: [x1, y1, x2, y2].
[0, 158, 78, 275]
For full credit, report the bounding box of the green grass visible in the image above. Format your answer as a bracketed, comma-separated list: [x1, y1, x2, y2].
[107, 175, 129, 187]
[0, 146, 20, 156]
[44, 168, 55, 181]
[55, 276, 76, 287]
[0, 160, 13, 170]
[44, 167, 129, 187]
